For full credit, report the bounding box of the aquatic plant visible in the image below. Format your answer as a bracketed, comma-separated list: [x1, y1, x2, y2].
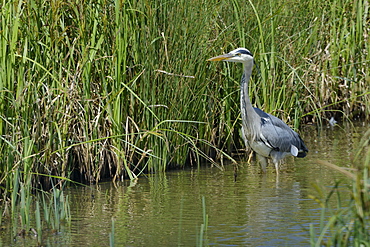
[110, 217, 115, 247]
[197, 196, 209, 247]
[1, 181, 71, 245]
[309, 129, 370, 246]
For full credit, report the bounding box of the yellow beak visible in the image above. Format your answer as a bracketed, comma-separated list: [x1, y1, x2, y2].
[207, 53, 234, 61]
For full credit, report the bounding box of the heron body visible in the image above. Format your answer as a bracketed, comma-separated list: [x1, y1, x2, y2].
[208, 48, 308, 173]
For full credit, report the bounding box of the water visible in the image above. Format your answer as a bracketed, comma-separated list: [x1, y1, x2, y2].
[2, 123, 368, 246]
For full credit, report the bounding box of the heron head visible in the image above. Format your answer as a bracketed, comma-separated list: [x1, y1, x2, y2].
[207, 48, 253, 64]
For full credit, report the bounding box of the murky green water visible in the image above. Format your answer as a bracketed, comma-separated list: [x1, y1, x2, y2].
[2, 124, 368, 246]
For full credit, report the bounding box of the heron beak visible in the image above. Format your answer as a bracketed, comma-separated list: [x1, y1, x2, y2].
[207, 53, 234, 61]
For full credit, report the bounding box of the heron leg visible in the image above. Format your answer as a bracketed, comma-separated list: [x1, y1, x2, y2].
[274, 162, 279, 175]
[270, 152, 282, 174]
[257, 154, 267, 173]
[247, 151, 253, 164]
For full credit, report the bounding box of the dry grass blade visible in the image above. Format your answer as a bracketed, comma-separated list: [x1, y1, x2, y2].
[317, 160, 357, 180]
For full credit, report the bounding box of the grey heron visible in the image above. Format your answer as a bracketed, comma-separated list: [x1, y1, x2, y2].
[208, 48, 308, 174]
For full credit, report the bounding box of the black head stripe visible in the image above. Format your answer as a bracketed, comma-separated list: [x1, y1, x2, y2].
[236, 49, 253, 57]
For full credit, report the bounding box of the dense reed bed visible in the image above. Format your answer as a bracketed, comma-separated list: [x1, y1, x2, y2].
[0, 0, 368, 194]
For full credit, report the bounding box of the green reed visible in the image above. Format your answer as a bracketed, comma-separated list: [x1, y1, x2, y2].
[110, 217, 115, 247]
[309, 129, 370, 246]
[197, 196, 209, 247]
[0, 0, 368, 195]
[1, 177, 70, 245]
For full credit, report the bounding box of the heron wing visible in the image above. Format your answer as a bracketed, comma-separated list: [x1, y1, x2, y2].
[253, 108, 308, 156]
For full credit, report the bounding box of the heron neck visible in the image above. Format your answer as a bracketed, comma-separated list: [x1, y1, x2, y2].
[240, 61, 260, 142]
[240, 62, 255, 116]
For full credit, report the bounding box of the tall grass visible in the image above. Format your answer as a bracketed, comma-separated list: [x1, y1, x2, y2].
[0, 0, 368, 193]
[309, 129, 370, 246]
